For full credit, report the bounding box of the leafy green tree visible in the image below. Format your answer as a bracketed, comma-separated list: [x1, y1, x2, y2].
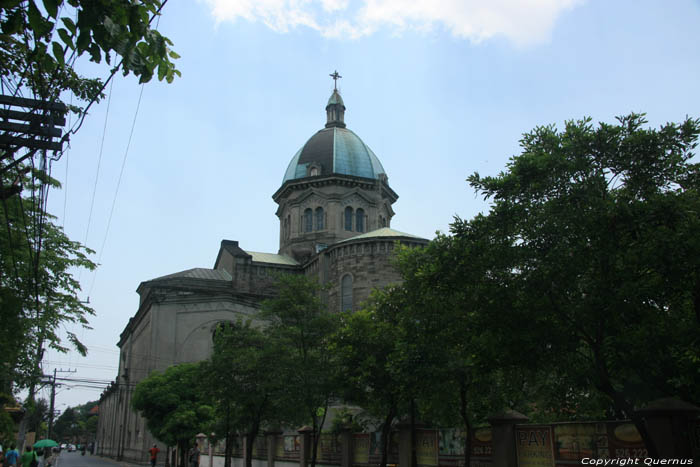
[261, 274, 340, 467]
[201, 320, 288, 467]
[0, 0, 180, 116]
[25, 398, 49, 434]
[331, 289, 410, 467]
[0, 171, 95, 393]
[393, 232, 530, 467]
[53, 406, 79, 441]
[132, 363, 214, 467]
[464, 114, 700, 456]
[53, 400, 98, 442]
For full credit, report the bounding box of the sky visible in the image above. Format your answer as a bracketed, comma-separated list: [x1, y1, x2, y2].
[37, 0, 700, 411]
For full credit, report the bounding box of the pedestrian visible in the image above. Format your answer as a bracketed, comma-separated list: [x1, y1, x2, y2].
[20, 446, 37, 467]
[4, 445, 19, 467]
[0, 444, 5, 467]
[187, 443, 200, 467]
[148, 444, 159, 467]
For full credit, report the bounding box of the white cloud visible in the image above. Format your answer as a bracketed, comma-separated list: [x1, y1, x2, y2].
[202, 0, 584, 46]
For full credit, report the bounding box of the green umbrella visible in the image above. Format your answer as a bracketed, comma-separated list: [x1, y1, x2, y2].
[33, 439, 58, 449]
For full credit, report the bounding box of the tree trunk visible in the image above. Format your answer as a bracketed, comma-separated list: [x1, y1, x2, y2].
[379, 404, 396, 467]
[310, 400, 329, 467]
[410, 399, 417, 467]
[245, 432, 257, 467]
[459, 383, 472, 467]
[224, 432, 233, 467]
[178, 440, 187, 467]
[223, 404, 232, 467]
[594, 359, 659, 458]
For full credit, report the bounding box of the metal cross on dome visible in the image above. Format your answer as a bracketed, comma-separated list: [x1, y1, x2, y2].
[330, 70, 342, 90]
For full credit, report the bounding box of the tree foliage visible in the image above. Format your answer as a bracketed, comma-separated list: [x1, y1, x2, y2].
[455, 113, 700, 455]
[0, 170, 95, 393]
[261, 274, 340, 467]
[1, 0, 180, 106]
[132, 363, 213, 465]
[331, 288, 412, 467]
[53, 400, 98, 442]
[201, 319, 288, 467]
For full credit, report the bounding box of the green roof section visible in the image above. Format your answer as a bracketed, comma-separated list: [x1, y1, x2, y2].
[336, 227, 428, 243]
[149, 268, 232, 282]
[245, 251, 299, 266]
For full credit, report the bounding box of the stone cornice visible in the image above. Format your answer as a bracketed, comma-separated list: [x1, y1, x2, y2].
[272, 174, 398, 204]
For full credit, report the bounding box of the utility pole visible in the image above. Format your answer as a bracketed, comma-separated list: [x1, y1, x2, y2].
[47, 368, 76, 440]
[48, 369, 57, 439]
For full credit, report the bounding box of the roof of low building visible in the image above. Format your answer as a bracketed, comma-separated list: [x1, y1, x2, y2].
[148, 268, 232, 282]
[336, 227, 428, 243]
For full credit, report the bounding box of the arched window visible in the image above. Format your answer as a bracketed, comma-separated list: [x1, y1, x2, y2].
[212, 321, 235, 342]
[310, 167, 319, 176]
[304, 208, 313, 233]
[341, 274, 353, 312]
[381, 216, 387, 227]
[344, 207, 353, 231]
[315, 207, 324, 230]
[286, 215, 291, 238]
[356, 208, 365, 233]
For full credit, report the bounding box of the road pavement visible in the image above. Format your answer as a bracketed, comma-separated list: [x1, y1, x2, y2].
[52, 451, 141, 467]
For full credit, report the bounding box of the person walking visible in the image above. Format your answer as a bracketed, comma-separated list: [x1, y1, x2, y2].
[20, 446, 37, 467]
[4, 445, 19, 467]
[148, 444, 159, 467]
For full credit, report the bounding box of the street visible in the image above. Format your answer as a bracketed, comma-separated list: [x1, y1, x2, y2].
[52, 451, 128, 467]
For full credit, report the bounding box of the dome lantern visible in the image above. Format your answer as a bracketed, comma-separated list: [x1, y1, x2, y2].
[326, 71, 346, 128]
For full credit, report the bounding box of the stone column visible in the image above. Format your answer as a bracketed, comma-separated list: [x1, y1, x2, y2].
[635, 398, 700, 458]
[298, 426, 314, 467]
[488, 410, 529, 467]
[265, 430, 282, 467]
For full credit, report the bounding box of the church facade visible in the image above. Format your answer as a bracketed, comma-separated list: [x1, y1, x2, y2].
[96, 84, 428, 463]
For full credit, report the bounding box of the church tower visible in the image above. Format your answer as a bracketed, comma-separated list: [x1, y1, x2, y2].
[273, 74, 398, 263]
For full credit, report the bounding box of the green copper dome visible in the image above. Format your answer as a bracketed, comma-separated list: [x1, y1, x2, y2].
[282, 90, 386, 183]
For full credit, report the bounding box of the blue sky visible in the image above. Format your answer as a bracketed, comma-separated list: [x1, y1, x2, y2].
[41, 0, 700, 409]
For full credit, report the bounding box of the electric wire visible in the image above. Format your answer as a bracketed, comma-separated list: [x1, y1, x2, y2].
[82, 76, 114, 250]
[88, 82, 146, 298]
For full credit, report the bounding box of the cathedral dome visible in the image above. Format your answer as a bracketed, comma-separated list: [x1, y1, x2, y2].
[282, 89, 386, 183]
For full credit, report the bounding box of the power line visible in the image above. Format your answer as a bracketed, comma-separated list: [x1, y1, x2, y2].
[82, 76, 114, 250]
[88, 81, 146, 297]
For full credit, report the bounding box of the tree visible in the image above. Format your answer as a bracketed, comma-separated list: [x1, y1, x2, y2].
[0, 170, 95, 394]
[0, 0, 180, 113]
[331, 289, 412, 467]
[1, 0, 180, 395]
[132, 363, 214, 467]
[53, 400, 98, 442]
[261, 274, 340, 467]
[21, 397, 49, 438]
[464, 114, 700, 455]
[201, 320, 288, 467]
[393, 233, 530, 467]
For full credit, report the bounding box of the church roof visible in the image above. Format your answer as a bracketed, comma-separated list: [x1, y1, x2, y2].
[244, 251, 299, 266]
[282, 89, 386, 184]
[327, 89, 344, 106]
[283, 127, 386, 183]
[336, 227, 428, 243]
[148, 267, 232, 282]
